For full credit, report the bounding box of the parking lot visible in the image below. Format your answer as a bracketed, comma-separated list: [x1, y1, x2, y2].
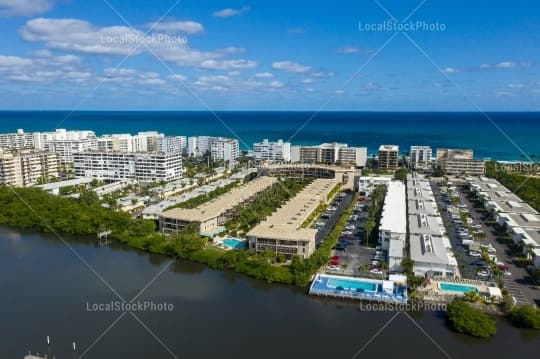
[326, 195, 386, 279]
[432, 181, 500, 281]
[433, 178, 539, 306]
[313, 192, 353, 246]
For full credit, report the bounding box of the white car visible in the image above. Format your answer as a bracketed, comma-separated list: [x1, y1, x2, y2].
[477, 270, 490, 278]
[468, 251, 482, 258]
[369, 268, 383, 275]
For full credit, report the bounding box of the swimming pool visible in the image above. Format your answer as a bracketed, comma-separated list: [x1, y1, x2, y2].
[222, 238, 247, 249]
[327, 278, 378, 292]
[439, 283, 478, 293]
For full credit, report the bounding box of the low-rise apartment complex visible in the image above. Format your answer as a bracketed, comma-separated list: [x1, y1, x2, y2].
[379, 180, 407, 271]
[407, 173, 457, 277]
[247, 178, 339, 259]
[159, 176, 277, 235]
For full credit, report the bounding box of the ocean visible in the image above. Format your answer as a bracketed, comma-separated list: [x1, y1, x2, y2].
[1, 111, 539, 161]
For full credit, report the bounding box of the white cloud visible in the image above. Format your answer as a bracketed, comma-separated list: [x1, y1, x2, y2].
[213, 6, 250, 18]
[332, 89, 345, 95]
[269, 80, 284, 88]
[337, 46, 360, 54]
[441, 67, 459, 74]
[272, 60, 312, 73]
[21, 18, 252, 68]
[0, 52, 92, 84]
[0, 54, 33, 67]
[301, 78, 313, 84]
[507, 83, 525, 88]
[480, 61, 532, 69]
[0, 0, 53, 17]
[147, 20, 204, 35]
[199, 59, 257, 70]
[311, 71, 335, 78]
[167, 74, 187, 82]
[254, 72, 274, 78]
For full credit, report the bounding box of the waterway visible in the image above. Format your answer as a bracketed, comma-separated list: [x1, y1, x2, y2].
[1, 226, 538, 358]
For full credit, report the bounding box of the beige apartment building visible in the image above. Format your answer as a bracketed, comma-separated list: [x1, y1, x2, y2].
[378, 145, 399, 170]
[0, 150, 59, 187]
[436, 148, 485, 176]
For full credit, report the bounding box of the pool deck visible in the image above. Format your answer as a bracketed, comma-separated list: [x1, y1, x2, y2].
[309, 274, 408, 303]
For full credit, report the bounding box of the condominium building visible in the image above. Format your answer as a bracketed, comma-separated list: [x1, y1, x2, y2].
[73, 151, 182, 182]
[0, 129, 36, 150]
[160, 136, 187, 154]
[253, 139, 291, 162]
[31, 129, 98, 165]
[0, 150, 59, 187]
[410, 146, 432, 166]
[378, 145, 399, 170]
[159, 176, 277, 234]
[290, 142, 367, 167]
[436, 148, 473, 161]
[436, 148, 485, 176]
[379, 181, 407, 271]
[247, 178, 339, 259]
[408, 172, 457, 277]
[187, 136, 214, 157]
[211, 138, 239, 168]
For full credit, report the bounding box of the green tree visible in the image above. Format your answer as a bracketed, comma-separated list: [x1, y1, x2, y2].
[446, 298, 496, 338]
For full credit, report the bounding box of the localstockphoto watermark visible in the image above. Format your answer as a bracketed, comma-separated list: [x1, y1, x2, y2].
[359, 301, 447, 312]
[359, 20, 446, 33]
[86, 300, 174, 313]
[100, 33, 188, 46]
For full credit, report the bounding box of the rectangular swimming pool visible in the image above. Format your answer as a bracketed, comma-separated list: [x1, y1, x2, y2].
[222, 238, 247, 249]
[327, 278, 378, 292]
[439, 283, 478, 293]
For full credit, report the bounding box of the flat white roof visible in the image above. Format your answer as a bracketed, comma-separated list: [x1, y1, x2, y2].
[380, 181, 407, 234]
[37, 177, 94, 190]
[410, 234, 455, 266]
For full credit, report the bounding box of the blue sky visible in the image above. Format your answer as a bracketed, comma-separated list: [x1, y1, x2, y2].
[0, 0, 539, 110]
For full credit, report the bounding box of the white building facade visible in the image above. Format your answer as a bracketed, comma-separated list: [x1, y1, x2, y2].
[253, 139, 291, 162]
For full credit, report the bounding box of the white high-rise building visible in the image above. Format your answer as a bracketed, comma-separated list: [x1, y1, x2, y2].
[253, 139, 291, 162]
[73, 151, 182, 182]
[410, 146, 432, 166]
[211, 138, 239, 168]
[37, 129, 98, 164]
[160, 136, 187, 154]
[0, 129, 36, 150]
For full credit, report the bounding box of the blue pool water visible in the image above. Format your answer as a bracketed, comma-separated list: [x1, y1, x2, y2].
[222, 238, 247, 249]
[439, 283, 478, 293]
[327, 278, 377, 292]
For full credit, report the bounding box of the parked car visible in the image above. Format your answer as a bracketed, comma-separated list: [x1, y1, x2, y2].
[477, 270, 490, 278]
[468, 251, 482, 258]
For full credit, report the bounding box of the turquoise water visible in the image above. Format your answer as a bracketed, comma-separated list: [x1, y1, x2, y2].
[327, 278, 378, 292]
[439, 283, 478, 293]
[223, 238, 247, 249]
[1, 111, 539, 160]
